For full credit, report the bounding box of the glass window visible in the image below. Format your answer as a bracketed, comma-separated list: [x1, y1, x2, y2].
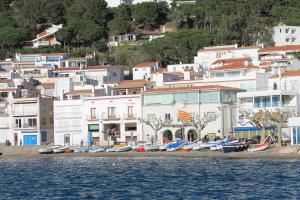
[272, 96, 280, 107]
[144, 95, 161, 105]
[165, 113, 171, 121]
[297, 127, 300, 145]
[88, 124, 99, 131]
[186, 92, 198, 103]
[227, 71, 241, 77]
[200, 92, 220, 103]
[254, 97, 261, 108]
[221, 91, 236, 103]
[216, 72, 224, 77]
[147, 114, 156, 122]
[108, 107, 116, 117]
[262, 96, 271, 107]
[161, 94, 173, 104]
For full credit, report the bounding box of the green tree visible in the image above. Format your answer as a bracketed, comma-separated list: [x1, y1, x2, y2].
[132, 2, 168, 30]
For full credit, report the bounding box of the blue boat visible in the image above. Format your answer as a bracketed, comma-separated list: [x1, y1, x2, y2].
[222, 142, 249, 153]
[166, 141, 185, 152]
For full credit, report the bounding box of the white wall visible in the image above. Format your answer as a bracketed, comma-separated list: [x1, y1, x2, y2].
[273, 25, 300, 46]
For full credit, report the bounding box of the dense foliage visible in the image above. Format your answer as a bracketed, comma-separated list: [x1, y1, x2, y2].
[0, 0, 300, 63]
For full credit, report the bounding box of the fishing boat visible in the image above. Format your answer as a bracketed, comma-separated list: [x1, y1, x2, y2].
[159, 143, 172, 151]
[38, 148, 54, 154]
[181, 142, 198, 151]
[53, 147, 66, 154]
[73, 147, 81, 153]
[210, 140, 239, 151]
[90, 147, 106, 153]
[166, 141, 185, 152]
[222, 142, 249, 153]
[248, 142, 270, 152]
[144, 144, 159, 152]
[65, 148, 74, 153]
[115, 146, 132, 152]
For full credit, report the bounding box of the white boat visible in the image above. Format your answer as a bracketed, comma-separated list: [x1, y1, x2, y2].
[53, 148, 65, 154]
[144, 145, 159, 152]
[248, 142, 270, 152]
[181, 142, 198, 151]
[90, 147, 106, 153]
[73, 148, 81, 153]
[115, 146, 132, 152]
[159, 144, 170, 151]
[38, 148, 53, 154]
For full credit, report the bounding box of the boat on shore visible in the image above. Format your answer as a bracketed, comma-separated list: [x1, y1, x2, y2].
[90, 147, 106, 153]
[144, 144, 159, 152]
[222, 142, 249, 153]
[248, 142, 270, 152]
[38, 148, 54, 154]
[115, 146, 132, 152]
[166, 141, 185, 152]
[53, 147, 66, 154]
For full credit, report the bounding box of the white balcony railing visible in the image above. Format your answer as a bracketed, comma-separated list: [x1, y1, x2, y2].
[86, 114, 99, 121]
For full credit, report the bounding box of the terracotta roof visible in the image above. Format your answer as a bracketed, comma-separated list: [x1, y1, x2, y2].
[65, 57, 88, 61]
[115, 80, 149, 89]
[145, 85, 242, 93]
[200, 46, 259, 52]
[39, 83, 55, 89]
[260, 45, 300, 53]
[212, 57, 252, 65]
[65, 89, 93, 95]
[134, 62, 157, 68]
[14, 66, 48, 70]
[53, 65, 107, 72]
[270, 70, 300, 78]
[0, 88, 16, 92]
[151, 68, 166, 74]
[210, 63, 258, 71]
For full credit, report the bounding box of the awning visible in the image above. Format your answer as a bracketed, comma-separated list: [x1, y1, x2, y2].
[234, 127, 260, 132]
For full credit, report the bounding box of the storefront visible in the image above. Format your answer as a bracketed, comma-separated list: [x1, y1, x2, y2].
[288, 117, 300, 145]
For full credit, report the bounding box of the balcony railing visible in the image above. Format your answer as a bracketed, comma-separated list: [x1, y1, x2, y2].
[86, 114, 99, 121]
[102, 113, 121, 121]
[13, 124, 37, 129]
[124, 114, 137, 120]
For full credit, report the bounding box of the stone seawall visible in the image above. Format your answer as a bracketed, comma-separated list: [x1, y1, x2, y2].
[0, 145, 48, 155]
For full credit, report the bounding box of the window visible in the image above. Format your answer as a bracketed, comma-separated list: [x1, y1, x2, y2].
[125, 123, 137, 131]
[42, 131, 47, 142]
[144, 95, 161, 105]
[273, 83, 277, 90]
[292, 29, 296, 34]
[254, 97, 261, 108]
[280, 29, 282, 33]
[112, 72, 117, 77]
[272, 96, 280, 107]
[286, 38, 290, 42]
[286, 28, 289, 33]
[162, 94, 173, 104]
[64, 134, 70, 145]
[148, 114, 156, 122]
[292, 38, 296, 42]
[15, 119, 21, 128]
[216, 72, 224, 77]
[200, 92, 220, 103]
[128, 106, 133, 118]
[90, 108, 96, 119]
[88, 124, 99, 131]
[28, 118, 37, 127]
[135, 69, 138, 71]
[108, 107, 116, 118]
[227, 71, 241, 77]
[207, 112, 216, 119]
[262, 97, 271, 107]
[165, 113, 171, 121]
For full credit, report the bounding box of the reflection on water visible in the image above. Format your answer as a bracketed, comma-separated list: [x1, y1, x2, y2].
[0, 157, 300, 199]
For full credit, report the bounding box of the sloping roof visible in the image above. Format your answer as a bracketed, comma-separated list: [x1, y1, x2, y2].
[133, 62, 157, 68]
[260, 45, 300, 53]
[270, 70, 300, 78]
[210, 63, 258, 71]
[212, 57, 252, 65]
[145, 85, 242, 93]
[53, 65, 107, 72]
[65, 89, 93, 95]
[151, 68, 167, 74]
[115, 80, 149, 89]
[39, 83, 55, 89]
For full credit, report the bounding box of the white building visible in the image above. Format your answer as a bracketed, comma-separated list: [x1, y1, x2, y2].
[194, 45, 260, 70]
[142, 85, 241, 143]
[132, 61, 159, 80]
[54, 94, 142, 146]
[273, 24, 300, 46]
[105, 0, 173, 7]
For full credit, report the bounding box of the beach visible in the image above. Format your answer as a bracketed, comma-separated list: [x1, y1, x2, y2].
[2, 146, 300, 160]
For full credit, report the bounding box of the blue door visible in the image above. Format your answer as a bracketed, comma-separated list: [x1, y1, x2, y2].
[23, 135, 37, 145]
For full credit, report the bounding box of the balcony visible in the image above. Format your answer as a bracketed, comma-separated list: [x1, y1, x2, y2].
[102, 113, 120, 121]
[13, 123, 37, 129]
[86, 114, 99, 121]
[124, 114, 137, 120]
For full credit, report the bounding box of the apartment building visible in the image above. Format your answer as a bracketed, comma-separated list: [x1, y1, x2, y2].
[273, 24, 300, 46]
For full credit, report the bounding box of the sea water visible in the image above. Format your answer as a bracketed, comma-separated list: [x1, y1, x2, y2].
[0, 157, 299, 199]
